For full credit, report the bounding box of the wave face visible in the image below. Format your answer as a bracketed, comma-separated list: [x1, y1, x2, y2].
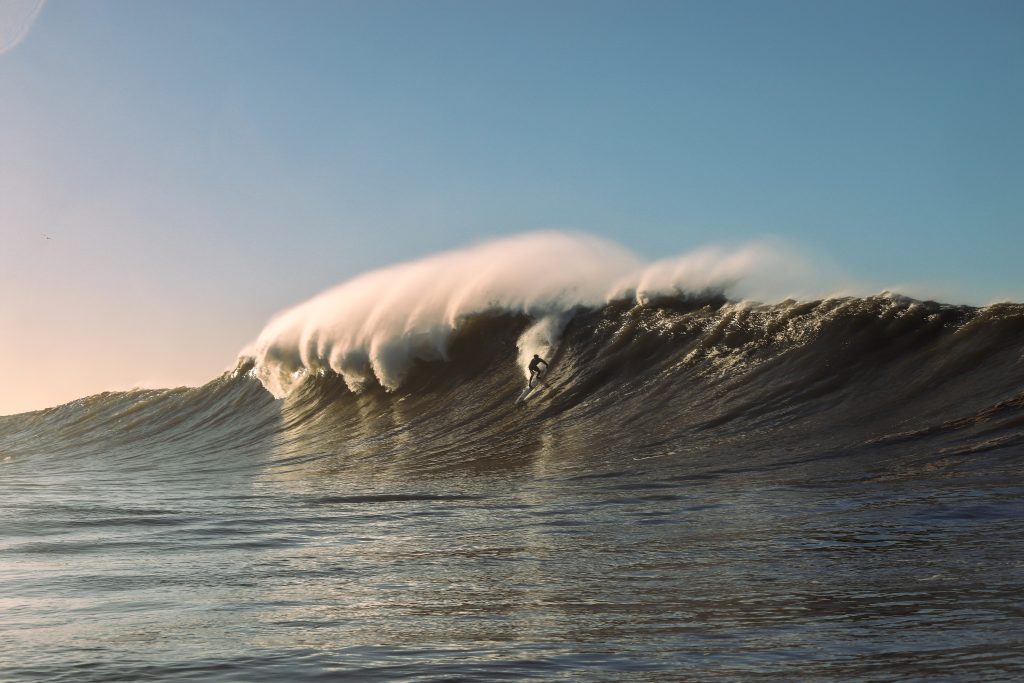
[272, 294, 1024, 476]
[5, 293, 1023, 479]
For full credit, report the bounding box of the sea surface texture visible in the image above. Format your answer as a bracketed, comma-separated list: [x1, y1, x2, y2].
[2, 295, 1023, 681]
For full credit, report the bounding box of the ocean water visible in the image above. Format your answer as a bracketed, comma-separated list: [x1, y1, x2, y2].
[3, 295, 1024, 681]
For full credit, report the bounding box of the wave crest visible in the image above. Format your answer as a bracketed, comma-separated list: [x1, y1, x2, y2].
[244, 231, 843, 397]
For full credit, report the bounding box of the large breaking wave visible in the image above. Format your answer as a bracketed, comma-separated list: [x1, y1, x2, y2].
[244, 232, 847, 398]
[2, 232, 1022, 479]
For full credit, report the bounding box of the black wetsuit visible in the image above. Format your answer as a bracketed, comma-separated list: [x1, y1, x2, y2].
[528, 357, 548, 387]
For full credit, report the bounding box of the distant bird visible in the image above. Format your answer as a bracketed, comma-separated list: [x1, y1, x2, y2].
[41, 233, 52, 240]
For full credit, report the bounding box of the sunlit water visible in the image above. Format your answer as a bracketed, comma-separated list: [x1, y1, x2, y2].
[3, 447, 1022, 682]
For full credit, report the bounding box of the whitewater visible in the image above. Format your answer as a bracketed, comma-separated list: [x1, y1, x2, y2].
[2, 233, 1022, 682]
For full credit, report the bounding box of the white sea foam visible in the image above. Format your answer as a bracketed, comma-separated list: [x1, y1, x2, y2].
[244, 231, 846, 396]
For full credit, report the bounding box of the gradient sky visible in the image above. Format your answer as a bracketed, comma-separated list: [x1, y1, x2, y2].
[1, 0, 1022, 415]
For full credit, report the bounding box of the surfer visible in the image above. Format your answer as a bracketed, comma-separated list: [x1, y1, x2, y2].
[528, 354, 548, 388]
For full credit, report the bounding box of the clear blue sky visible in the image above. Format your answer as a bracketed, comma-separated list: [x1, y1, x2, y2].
[1, 0, 1022, 414]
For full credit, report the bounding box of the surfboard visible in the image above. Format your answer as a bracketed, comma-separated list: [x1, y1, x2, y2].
[515, 384, 540, 405]
[514, 368, 547, 405]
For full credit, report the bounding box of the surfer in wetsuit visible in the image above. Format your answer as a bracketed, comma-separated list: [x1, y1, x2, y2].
[528, 354, 549, 388]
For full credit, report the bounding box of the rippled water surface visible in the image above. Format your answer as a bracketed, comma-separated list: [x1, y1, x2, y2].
[3, 447, 1022, 682]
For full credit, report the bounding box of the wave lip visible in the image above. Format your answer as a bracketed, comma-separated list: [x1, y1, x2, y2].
[244, 231, 838, 398]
